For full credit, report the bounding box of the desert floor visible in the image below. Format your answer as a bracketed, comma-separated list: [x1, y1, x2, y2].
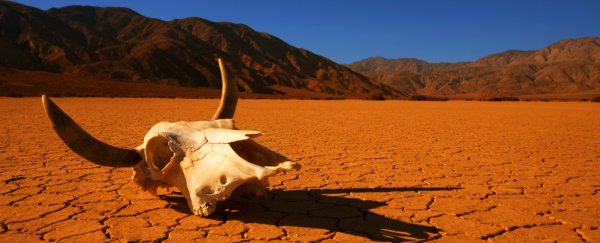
[0, 98, 599, 242]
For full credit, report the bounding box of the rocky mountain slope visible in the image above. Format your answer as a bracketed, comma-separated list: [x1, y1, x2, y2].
[348, 37, 600, 99]
[0, 1, 389, 98]
[2, 1, 598, 99]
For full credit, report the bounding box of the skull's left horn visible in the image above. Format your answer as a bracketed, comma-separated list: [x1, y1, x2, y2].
[42, 95, 141, 167]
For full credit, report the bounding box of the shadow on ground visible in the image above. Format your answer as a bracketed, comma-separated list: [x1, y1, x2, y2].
[162, 187, 459, 241]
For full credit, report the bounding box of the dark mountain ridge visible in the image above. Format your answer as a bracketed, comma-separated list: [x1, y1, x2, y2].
[0, 1, 389, 98]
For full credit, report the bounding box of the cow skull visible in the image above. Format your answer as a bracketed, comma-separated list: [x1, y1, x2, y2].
[42, 59, 299, 216]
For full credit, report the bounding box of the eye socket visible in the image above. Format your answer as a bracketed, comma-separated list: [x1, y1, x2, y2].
[145, 136, 175, 171]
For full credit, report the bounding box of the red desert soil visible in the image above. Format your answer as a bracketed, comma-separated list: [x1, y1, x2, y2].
[0, 98, 599, 242]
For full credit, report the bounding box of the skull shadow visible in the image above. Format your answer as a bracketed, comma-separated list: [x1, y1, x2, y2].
[162, 186, 460, 241]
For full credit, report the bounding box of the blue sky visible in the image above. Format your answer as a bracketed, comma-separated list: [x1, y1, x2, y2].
[14, 0, 600, 64]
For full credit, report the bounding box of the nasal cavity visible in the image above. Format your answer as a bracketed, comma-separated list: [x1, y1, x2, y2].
[198, 186, 214, 195]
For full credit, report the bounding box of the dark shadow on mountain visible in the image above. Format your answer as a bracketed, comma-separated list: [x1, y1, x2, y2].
[161, 186, 460, 241]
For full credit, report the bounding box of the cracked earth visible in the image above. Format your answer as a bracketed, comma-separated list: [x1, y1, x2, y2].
[0, 98, 599, 242]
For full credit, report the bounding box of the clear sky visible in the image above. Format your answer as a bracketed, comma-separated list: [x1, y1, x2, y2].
[14, 0, 600, 64]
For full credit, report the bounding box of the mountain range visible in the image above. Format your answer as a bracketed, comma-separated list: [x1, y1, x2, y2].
[1, 1, 599, 99]
[347, 37, 600, 99]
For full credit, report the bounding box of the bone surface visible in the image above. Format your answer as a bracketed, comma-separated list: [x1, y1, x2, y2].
[136, 120, 298, 216]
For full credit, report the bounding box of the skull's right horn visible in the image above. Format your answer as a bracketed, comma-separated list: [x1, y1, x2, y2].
[42, 95, 141, 167]
[211, 58, 238, 120]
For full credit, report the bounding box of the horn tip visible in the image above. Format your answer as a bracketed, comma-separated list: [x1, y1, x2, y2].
[41, 94, 57, 113]
[41, 94, 50, 111]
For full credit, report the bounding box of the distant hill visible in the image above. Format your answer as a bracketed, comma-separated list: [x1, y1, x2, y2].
[347, 37, 600, 99]
[0, 1, 390, 99]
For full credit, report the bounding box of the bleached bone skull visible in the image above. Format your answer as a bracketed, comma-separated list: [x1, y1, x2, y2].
[42, 59, 299, 216]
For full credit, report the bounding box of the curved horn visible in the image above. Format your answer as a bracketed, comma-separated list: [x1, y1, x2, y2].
[42, 95, 141, 167]
[211, 58, 238, 120]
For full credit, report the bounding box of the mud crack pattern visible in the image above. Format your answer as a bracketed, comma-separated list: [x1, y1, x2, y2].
[1, 98, 599, 242]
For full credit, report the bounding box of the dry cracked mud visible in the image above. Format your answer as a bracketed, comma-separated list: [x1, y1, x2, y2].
[0, 98, 599, 242]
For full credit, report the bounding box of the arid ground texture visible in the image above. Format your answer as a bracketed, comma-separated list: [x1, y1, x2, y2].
[0, 98, 599, 242]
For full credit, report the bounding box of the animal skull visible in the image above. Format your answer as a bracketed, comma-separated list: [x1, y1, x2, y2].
[42, 59, 299, 216]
